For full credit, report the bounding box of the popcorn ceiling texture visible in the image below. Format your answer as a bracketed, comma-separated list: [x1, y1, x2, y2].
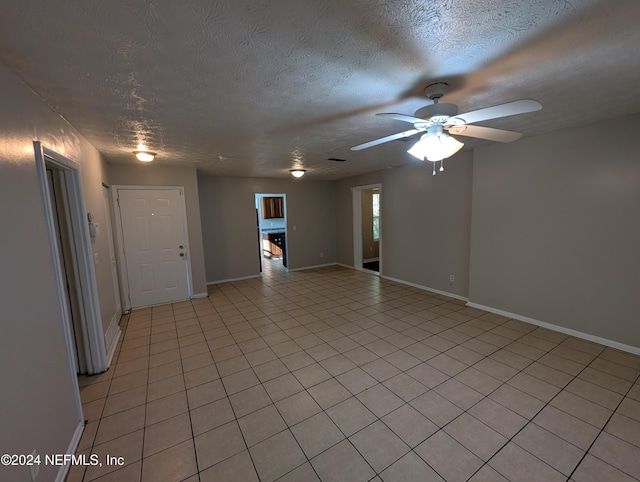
[0, 0, 639, 179]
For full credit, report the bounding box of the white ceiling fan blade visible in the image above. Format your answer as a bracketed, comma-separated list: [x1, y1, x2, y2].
[447, 125, 522, 142]
[376, 113, 426, 124]
[455, 99, 542, 124]
[351, 129, 422, 151]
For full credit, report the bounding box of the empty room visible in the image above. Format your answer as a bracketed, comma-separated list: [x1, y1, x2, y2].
[1, 1, 639, 481]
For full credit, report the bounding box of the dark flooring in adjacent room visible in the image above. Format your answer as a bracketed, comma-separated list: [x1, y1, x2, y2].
[363, 260, 379, 273]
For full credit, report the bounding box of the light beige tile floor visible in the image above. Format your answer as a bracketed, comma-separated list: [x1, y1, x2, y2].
[69, 261, 640, 481]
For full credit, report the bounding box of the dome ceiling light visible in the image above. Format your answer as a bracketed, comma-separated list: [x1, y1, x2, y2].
[134, 150, 156, 162]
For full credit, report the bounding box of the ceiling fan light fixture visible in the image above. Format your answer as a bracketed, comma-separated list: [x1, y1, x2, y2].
[407, 131, 463, 162]
[290, 169, 306, 178]
[134, 150, 156, 162]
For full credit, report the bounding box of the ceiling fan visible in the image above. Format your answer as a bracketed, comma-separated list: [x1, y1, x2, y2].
[351, 83, 542, 174]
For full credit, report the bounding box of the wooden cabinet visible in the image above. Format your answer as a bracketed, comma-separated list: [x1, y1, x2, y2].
[262, 197, 284, 219]
[262, 233, 282, 258]
[262, 232, 287, 267]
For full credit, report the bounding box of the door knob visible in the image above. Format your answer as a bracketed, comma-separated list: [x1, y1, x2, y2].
[179, 245, 184, 249]
[180, 253, 185, 257]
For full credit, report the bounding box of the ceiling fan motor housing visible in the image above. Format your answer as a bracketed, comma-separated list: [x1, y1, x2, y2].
[414, 103, 459, 123]
[424, 82, 449, 100]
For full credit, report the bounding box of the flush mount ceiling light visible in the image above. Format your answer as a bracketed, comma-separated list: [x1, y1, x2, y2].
[133, 150, 156, 162]
[290, 169, 306, 178]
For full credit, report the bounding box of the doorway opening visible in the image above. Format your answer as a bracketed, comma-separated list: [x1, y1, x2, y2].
[352, 184, 382, 274]
[255, 193, 288, 272]
[34, 142, 108, 379]
[46, 166, 87, 373]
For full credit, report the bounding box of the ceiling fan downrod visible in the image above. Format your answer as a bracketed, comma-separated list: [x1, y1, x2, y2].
[424, 82, 448, 103]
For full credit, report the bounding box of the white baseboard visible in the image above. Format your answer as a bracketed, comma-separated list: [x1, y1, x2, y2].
[207, 274, 262, 285]
[55, 420, 85, 482]
[381, 275, 469, 302]
[191, 292, 208, 299]
[466, 302, 640, 356]
[287, 262, 337, 272]
[104, 312, 121, 367]
[335, 265, 468, 300]
[336, 263, 380, 276]
[105, 328, 121, 368]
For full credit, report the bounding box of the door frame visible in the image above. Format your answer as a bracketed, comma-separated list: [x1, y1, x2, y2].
[34, 141, 108, 378]
[46, 167, 87, 374]
[112, 185, 193, 311]
[102, 183, 121, 317]
[351, 183, 382, 273]
[102, 183, 122, 363]
[255, 193, 288, 271]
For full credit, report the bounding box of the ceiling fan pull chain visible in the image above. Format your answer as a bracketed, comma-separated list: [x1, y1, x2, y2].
[440, 160, 445, 172]
[432, 163, 436, 176]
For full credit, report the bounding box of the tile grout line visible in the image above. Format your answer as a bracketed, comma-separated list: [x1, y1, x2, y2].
[179, 300, 217, 482]
[80, 267, 640, 482]
[205, 274, 575, 480]
[565, 369, 640, 481]
[212, 281, 510, 479]
[464, 341, 626, 481]
[217, 298, 322, 481]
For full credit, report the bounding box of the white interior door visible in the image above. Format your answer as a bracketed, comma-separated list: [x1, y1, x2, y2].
[117, 188, 190, 308]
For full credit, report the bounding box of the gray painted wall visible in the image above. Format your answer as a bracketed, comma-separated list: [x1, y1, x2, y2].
[383, 152, 473, 296]
[107, 164, 208, 296]
[336, 172, 382, 267]
[0, 62, 116, 481]
[469, 113, 640, 348]
[335, 151, 473, 299]
[198, 176, 336, 282]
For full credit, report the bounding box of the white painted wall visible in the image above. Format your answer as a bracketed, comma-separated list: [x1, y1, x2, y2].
[0, 62, 116, 481]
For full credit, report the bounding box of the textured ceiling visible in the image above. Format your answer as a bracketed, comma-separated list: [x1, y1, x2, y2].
[1, 0, 639, 180]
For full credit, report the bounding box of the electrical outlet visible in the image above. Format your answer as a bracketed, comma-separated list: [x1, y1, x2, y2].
[449, 274, 455, 285]
[320, 252, 324, 258]
[30, 450, 39, 481]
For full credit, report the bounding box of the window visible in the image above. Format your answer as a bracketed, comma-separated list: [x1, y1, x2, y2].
[372, 192, 380, 241]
